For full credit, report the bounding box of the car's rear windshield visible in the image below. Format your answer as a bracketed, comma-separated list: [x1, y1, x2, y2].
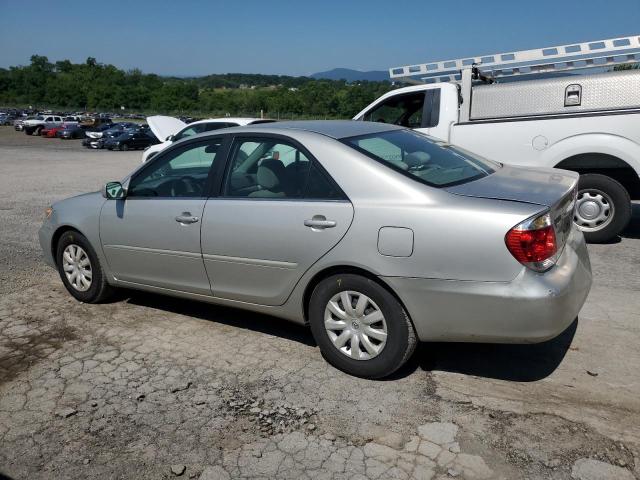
[343, 129, 497, 188]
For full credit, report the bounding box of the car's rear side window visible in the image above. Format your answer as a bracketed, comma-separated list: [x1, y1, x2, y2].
[224, 137, 345, 200]
[343, 129, 497, 188]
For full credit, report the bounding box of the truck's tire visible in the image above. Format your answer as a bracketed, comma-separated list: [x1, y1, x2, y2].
[575, 174, 631, 243]
[25, 126, 35, 135]
[35, 126, 43, 136]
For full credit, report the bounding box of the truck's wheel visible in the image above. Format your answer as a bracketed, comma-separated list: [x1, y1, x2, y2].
[574, 174, 631, 243]
[36, 126, 43, 136]
[25, 127, 35, 135]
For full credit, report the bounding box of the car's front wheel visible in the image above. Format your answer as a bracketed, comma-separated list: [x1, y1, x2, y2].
[56, 230, 115, 303]
[308, 274, 417, 379]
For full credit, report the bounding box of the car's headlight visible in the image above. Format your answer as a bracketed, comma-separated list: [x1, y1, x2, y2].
[44, 206, 53, 219]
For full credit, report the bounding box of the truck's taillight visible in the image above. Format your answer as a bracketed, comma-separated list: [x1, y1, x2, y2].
[505, 212, 557, 272]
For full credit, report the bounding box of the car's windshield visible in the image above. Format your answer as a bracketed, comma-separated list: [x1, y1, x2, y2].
[343, 129, 497, 188]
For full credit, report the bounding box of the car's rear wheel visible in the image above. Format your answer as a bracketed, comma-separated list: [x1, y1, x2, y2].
[56, 230, 115, 303]
[574, 174, 631, 243]
[308, 274, 417, 379]
[120, 144, 129, 151]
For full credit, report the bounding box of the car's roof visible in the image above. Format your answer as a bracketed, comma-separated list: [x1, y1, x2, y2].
[191, 117, 268, 126]
[221, 120, 403, 139]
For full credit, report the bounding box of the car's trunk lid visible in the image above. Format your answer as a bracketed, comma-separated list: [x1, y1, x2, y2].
[147, 115, 186, 142]
[445, 164, 577, 207]
[446, 164, 578, 252]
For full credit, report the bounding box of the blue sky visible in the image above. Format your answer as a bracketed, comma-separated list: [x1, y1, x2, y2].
[1, 0, 639, 77]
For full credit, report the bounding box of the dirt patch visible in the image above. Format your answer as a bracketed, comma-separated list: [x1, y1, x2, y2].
[0, 323, 77, 384]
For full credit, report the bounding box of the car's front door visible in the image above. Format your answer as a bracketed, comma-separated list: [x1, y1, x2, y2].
[201, 135, 354, 306]
[100, 137, 227, 294]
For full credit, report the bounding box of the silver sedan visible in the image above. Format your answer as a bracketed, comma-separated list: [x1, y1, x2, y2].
[39, 121, 592, 378]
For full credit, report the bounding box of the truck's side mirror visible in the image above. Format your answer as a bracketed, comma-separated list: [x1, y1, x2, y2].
[103, 181, 126, 199]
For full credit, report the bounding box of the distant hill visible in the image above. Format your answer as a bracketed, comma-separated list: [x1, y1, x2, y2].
[311, 68, 390, 82]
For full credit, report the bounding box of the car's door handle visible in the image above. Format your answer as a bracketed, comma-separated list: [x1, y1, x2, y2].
[175, 212, 199, 224]
[304, 216, 336, 229]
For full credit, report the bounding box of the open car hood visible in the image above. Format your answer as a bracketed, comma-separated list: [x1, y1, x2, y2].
[146, 116, 186, 142]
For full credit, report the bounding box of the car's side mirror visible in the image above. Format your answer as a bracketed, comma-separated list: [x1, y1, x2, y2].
[166, 134, 175, 142]
[103, 181, 126, 199]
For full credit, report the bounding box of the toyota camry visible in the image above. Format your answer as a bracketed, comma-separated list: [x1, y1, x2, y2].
[39, 121, 592, 378]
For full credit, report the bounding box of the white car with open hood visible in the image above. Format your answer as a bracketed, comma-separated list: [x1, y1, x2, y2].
[142, 116, 276, 162]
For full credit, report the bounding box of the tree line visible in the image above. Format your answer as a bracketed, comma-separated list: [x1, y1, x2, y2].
[0, 56, 394, 119]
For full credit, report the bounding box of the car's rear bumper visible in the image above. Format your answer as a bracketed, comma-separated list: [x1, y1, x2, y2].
[382, 227, 592, 343]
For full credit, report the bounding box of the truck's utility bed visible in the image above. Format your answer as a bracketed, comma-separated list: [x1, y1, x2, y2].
[470, 70, 640, 120]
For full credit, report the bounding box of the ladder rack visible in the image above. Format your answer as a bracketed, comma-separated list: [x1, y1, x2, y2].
[389, 35, 640, 84]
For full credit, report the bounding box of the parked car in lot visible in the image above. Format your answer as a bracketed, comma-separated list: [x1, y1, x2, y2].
[14, 118, 27, 131]
[85, 122, 137, 139]
[83, 129, 125, 149]
[83, 123, 118, 142]
[23, 115, 64, 135]
[58, 124, 86, 139]
[105, 130, 157, 151]
[40, 124, 67, 138]
[143, 116, 275, 162]
[39, 121, 592, 378]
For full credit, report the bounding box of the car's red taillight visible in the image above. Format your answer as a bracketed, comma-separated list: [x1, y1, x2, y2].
[505, 212, 557, 272]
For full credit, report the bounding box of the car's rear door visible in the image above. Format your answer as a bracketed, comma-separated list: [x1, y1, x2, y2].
[201, 134, 354, 306]
[100, 136, 229, 294]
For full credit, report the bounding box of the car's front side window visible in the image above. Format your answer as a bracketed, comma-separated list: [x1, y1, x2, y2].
[128, 139, 223, 198]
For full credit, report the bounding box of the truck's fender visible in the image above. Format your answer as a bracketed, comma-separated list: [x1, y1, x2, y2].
[542, 133, 640, 177]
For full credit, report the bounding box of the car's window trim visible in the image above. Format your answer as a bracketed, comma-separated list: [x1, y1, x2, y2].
[216, 133, 349, 202]
[126, 136, 231, 200]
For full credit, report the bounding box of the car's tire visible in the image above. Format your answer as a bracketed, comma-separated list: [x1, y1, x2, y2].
[575, 174, 632, 243]
[308, 273, 417, 379]
[121, 144, 129, 151]
[55, 230, 115, 303]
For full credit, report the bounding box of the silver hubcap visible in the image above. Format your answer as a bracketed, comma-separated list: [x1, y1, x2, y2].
[574, 189, 614, 232]
[324, 291, 387, 360]
[62, 244, 92, 292]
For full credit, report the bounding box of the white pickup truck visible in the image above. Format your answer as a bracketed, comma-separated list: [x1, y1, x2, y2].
[355, 36, 640, 243]
[23, 114, 64, 136]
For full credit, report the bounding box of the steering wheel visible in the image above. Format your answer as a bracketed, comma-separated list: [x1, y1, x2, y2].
[169, 176, 200, 197]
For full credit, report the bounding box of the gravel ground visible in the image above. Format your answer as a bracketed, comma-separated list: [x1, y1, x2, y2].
[0, 126, 639, 480]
